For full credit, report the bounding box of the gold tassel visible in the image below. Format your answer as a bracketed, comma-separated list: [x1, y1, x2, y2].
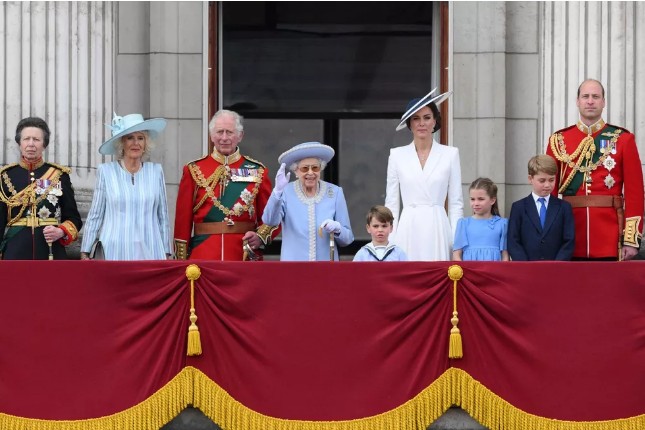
[186, 264, 202, 356]
[448, 265, 464, 359]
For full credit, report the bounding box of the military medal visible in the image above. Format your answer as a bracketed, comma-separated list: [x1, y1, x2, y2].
[230, 168, 261, 183]
[599, 139, 608, 154]
[35, 179, 51, 195]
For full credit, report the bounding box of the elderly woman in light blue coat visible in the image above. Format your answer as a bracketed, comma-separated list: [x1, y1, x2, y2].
[262, 142, 354, 261]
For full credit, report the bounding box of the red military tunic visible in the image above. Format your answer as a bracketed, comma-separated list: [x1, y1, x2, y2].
[546, 120, 644, 258]
[174, 148, 278, 261]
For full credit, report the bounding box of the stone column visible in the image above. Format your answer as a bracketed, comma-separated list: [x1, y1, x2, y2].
[0, 1, 113, 182]
[452, 2, 509, 215]
[0, 1, 114, 256]
[540, 1, 645, 158]
[115, 1, 207, 230]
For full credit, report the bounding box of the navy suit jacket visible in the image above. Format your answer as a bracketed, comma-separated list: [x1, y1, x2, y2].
[507, 195, 575, 261]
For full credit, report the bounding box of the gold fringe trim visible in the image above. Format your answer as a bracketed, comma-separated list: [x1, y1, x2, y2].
[186, 264, 202, 356]
[0, 367, 193, 430]
[192, 366, 450, 430]
[3, 367, 645, 429]
[193, 366, 645, 430]
[448, 265, 463, 359]
[451, 367, 645, 430]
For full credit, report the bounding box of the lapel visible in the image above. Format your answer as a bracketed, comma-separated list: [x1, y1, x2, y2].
[524, 195, 542, 233]
[542, 197, 560, 235]
[422, 140, 443, 177]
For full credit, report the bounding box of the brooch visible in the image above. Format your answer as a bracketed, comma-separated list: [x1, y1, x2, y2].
[604, 174, 615, 189]
[603, 155, 616, 172]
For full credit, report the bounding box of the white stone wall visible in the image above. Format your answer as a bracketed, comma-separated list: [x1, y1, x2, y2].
[0, 1, 205, 248]
[0, 1, 113, 190]
[4, 1, 643, 248]
[114, 1, 206, 230]
[452, 2, 523, 217]
[453, 1, 645, 216]
[541, 1, 645, 169]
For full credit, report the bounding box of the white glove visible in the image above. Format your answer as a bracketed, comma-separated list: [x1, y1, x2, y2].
[274, 163, 291, 196]
[320, 219, 341, 234]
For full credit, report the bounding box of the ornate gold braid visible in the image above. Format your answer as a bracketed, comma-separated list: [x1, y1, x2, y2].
[256, 223, 279, 245]
[187, 162, 262, 217]
[188, 163, 227, 213]
[549, 130, 620, 194]
[0, 168, 63, 226]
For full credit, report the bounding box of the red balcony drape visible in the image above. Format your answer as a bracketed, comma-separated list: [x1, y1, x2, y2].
[1, 261, 644, 430]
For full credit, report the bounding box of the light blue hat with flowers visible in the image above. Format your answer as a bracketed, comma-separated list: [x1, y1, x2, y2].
[278, 142, 335, 167]
[99, 113, 167, 155]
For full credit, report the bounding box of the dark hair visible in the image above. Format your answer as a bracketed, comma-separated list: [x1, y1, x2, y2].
[577, 79, 605, 98]
[15, 117, 51, 148]
[469, 177, 500, 216]
[366, 205, 394, 225]
[406, 102, 441, 133]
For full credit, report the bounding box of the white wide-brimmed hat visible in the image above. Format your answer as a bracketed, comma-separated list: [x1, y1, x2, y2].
[99, 113, 167, 155]
[395, 89, 452, 131]
[278, 142, 335, 167]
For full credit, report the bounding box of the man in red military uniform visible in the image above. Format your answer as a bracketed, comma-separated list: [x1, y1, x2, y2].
[174, 110, 278, 260]
[546, 79, 644, 260]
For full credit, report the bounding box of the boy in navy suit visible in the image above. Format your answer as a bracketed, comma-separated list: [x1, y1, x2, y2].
[508, 155, 575, 260]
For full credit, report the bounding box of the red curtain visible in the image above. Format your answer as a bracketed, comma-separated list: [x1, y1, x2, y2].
[0, 261, 188, 419]
[1, 260, 644, 426]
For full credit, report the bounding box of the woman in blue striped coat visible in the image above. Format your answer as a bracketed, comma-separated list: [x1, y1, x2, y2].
[80, 113, 171, 260]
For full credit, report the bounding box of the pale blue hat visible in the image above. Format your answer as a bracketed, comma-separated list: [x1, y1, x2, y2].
[278, 142, 335, 166]
[395, 88, 452, 131]
[99, 113, 167, 155]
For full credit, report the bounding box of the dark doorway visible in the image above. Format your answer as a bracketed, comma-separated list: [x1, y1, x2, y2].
[212, 2, 444, 255]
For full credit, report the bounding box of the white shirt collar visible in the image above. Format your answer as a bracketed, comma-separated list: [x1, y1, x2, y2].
[532, 193, 550, 206]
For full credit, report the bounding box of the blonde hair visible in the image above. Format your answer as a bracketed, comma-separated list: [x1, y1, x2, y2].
[528, 154, 557, 176]
[114, 131, 154, 160]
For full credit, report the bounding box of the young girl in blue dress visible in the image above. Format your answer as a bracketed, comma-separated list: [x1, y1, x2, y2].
[452, 178, 509, 261]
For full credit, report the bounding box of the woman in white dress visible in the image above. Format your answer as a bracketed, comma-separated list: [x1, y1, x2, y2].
[385, 90, 463, 261]
[80, 113, 172, 260]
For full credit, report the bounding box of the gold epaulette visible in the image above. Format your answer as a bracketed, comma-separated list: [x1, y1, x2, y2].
[186, 154, 210, 166]
[242, 155, 266, 168]
[0, 163, 18, 175]
[606, 123, 632, 135]
[551, 124, 576, 136]
[0, 164, 19, 203]
[46, 162, 72, 175]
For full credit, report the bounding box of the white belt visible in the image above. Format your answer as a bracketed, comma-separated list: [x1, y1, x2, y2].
[407, 203, 439, 208]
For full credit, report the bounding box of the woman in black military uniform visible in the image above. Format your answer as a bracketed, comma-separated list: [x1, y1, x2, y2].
[0, 117, 82, 260]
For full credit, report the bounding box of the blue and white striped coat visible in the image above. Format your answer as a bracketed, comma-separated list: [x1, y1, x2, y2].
[81, 161, 171, 260]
